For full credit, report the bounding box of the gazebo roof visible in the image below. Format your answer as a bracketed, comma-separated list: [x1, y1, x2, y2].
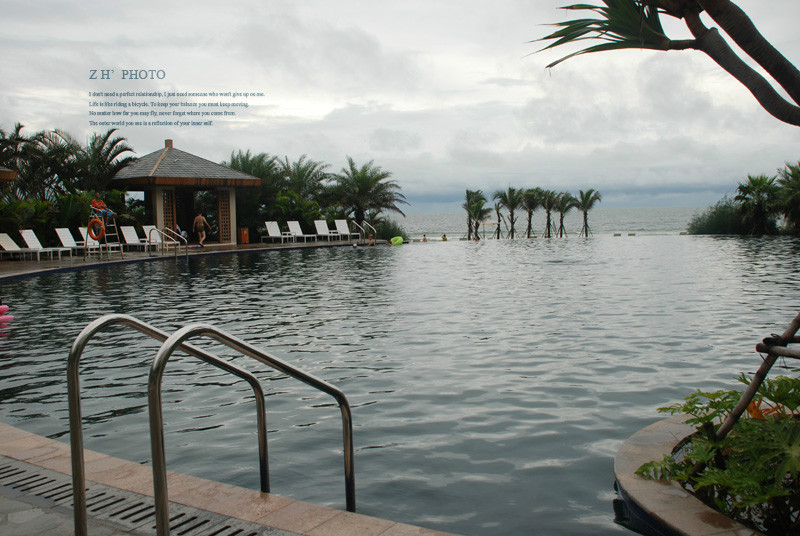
[113, 140, 261, 188]
[0, 165, 18, 183]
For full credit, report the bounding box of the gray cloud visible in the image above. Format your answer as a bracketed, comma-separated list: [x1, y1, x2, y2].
[2, 0, 800, 212]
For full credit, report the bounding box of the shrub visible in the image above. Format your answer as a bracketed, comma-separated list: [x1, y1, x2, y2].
[637, 374, 800, 534]
[687, 196, 746, 235]
[373, 219, 408, 241]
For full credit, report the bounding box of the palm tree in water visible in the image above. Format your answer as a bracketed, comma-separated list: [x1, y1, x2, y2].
[523, 187, 542, 238]
[493, 187, 524, 238]
[556, 192, 578, 237]
[469, 197, 492, 239]
[577, 188, 602, 236]
[540, 189, 558, 238]
[463, 189, 487, 240]
[493, 201, 504, 239]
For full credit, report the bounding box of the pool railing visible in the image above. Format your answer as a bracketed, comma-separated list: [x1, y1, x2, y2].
[67, 314, 355, 536]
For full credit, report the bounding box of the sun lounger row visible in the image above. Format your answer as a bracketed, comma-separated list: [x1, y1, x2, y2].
[0, 225, 177, 261]
[0, 230, 71, 261]
[262, 220, 360, 243]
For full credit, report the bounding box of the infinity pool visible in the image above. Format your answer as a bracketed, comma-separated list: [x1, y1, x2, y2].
[1, 236, 798, 535]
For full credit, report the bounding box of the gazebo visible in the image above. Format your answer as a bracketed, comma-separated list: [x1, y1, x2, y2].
[113, 140, 260, 245]
[0, 165, 18, 183]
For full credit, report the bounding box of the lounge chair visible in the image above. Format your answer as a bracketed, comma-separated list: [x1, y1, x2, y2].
[314, 220, 340, 241]
[56, 228, 86, 254]
[20, 229, 72, 261]
[142, 225, 178, 250]
[334, 219, 360, 241]
[286, 221, 316, 242]
[262, 221, 294, 243]
[78, 227, 102, 252]
[120, 226, 148, 251]
[0, 233, 34, 260]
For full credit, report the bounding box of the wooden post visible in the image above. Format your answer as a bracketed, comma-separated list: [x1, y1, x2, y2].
[715, 311, 800, 440]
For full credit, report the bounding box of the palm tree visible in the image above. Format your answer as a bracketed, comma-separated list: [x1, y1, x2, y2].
[522, 187, 542, 238]
[225, 150, 283, 230]
[540, 189, 558, 238]
[12, 129, 82, 201]
[576, 188, 602, 237]
[0, 123, 30, 171]
[537, 1, 800, 126]
[78, 128, 134, 192]
[492, 187, 525, 238]
[493, 202, 503, 239]
[555, 192, 578, 237]
[330, 156, 408, 227]
[463, 189, 487, 240]
[280, 154, 329, 201]
[777, 162, 800, 234]
[468, 197, 492, 239]
[735, 174, 781, 235]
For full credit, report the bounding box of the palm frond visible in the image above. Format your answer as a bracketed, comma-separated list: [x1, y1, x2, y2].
[536, 0, 678, 68]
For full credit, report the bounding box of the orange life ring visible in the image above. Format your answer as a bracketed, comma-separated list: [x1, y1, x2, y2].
[88, 218, 105, 241]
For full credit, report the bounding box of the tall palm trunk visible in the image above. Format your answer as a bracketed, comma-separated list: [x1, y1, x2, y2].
[544, 210, 552, 238]
[580, 211, 591, 237]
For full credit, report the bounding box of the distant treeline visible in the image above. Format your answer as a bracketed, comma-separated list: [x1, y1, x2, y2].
[0, 123, 409, 245]
[462, 187, 602, 239]
[688, 162, 800, 236]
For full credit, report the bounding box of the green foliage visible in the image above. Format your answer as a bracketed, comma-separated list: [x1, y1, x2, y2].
[52, 192, 93, 231]
[778, 162, 800, 234]
[0, 198, 54, 240]
[373, 218, 408, 241]
[687, 196, 745, 235]
[536, 0, 673, 69]
[637, 375, 800, 534]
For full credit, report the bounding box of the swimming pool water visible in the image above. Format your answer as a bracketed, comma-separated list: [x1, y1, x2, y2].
[1, 235, 799, 535]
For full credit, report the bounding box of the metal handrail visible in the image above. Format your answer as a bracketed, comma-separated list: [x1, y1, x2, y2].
[67, 314, 268, 536]
[162, 227, 189, 259]
[351, 220, 377, 244]
[148, 324, 355, 535]
[146, 227, 182, 258]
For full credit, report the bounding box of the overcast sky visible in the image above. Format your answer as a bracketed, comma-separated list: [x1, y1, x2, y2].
[3, 1, 800, 210]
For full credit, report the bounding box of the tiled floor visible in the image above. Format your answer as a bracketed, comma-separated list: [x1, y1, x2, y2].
[0, 422, 456, 536]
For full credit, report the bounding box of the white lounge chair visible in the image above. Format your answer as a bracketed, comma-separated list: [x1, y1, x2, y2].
[56, 228, 86, 254]
[334, 219, 359, 241]
[0, 233, 34, 260]
[20, 229, 71, 260]
[142, 225, 178, 250]
[262, 221, 293, 243]
[286, 221, 316, 242]
[120, 226, 148, 251]
[314, 220, 340, 241]
[78, 227, 102, 252]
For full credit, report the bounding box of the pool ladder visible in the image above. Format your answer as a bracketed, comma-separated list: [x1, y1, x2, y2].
[67, 314, 355, 536]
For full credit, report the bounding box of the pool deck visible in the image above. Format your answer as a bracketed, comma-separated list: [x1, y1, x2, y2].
[0, 422, 455, 536]
[0, 239, 351, 281]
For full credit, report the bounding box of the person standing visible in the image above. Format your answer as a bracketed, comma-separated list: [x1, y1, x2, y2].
[193, 212, 210, 247]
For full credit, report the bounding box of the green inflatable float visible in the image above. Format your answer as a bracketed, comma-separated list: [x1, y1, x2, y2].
[390, 236, 403, 245]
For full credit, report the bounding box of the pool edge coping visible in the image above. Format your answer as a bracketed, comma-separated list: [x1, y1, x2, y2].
[614, 415, 764, 536]
[0, 421, 458, 536]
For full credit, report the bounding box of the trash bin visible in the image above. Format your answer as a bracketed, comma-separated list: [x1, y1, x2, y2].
[238, 227, 249, 244]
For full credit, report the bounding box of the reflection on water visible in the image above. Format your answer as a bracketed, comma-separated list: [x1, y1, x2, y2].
[1, 235, 799, 536]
